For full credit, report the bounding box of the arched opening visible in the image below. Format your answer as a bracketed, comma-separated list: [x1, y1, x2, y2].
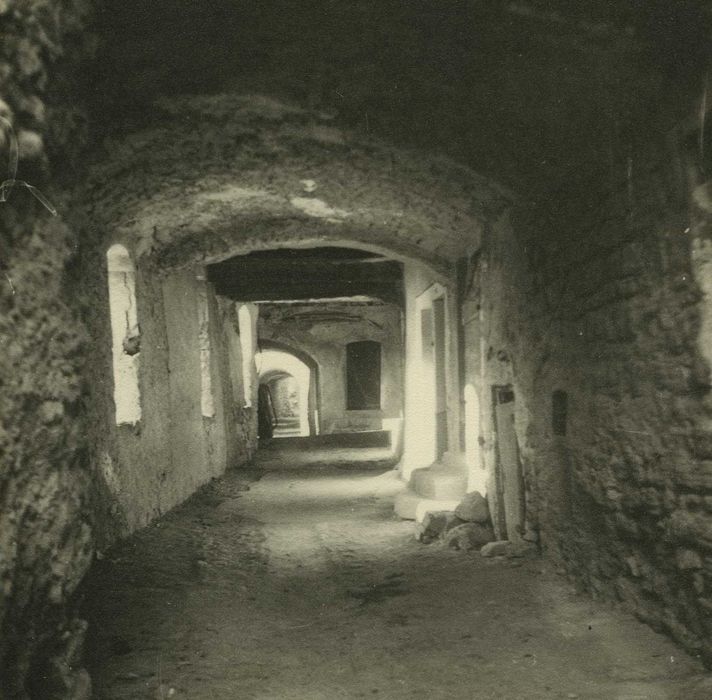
[257, 338, 321, 437]
[256, 349, 312, 438]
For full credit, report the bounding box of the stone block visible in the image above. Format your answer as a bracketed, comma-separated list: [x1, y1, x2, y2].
[614, 513, 641, 539]
[412, 467, 467, 500]
[621, 486, 663, 516]
[444, 522, 495, 551]
[415, 511, 463, 543]
[674, 460, 712, 491]
[454, 491, 490, 524]
[414, 498, 461, 523]
[394, 490, 419, 520]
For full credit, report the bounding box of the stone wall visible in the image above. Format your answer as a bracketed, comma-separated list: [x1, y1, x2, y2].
[0, 1, 96, 696]
[466, 105, 712, 662]
[554, 132, 712, 663]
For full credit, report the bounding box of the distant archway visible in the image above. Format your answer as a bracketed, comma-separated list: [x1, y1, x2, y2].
[258, 339, 321, 436]
[256, 349, 313, 437]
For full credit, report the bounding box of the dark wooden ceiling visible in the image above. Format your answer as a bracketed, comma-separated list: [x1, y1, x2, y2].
[207, 248, 404, 306]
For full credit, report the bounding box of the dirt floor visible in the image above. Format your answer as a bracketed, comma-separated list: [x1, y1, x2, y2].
[82, 443, 712, 699]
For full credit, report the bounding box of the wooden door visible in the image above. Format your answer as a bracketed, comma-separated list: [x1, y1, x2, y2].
[492, 386, 524, 539]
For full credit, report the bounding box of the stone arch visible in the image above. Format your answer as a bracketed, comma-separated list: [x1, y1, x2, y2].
[257, 339, 320, 436]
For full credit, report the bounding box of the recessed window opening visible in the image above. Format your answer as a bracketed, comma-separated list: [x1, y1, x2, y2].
[552, 390, 568, 436]
[106, 244, 141, 425]
[346, 340, 381, 410]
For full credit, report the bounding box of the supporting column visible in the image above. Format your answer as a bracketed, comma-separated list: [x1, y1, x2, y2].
[396, 264, 468, 520]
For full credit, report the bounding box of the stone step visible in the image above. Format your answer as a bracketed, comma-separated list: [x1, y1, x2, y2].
[411, 467, 467, 501]
[394, 488, 460, 521]
[270, 430, 391, 448]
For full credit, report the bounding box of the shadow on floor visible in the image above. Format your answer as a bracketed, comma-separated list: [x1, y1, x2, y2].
[80, 445, 712, 700]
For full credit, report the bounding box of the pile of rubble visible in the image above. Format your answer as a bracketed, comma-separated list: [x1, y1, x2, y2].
[414, 491, 536, 559]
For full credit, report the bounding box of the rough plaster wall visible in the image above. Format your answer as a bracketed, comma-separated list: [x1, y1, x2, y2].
[162, 272, 213, 502]
[81, 254, 172, 546]
[464, 212, 545, 543]
[85, 263, 256, 553]
[0, 1, 96, 695]
[201, 277, 231, 479]
[208, 292, 237, 469]
[257, 301, 403, 434]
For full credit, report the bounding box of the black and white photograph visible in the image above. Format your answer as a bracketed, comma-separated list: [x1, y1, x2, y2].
[2, 2, 712, 698]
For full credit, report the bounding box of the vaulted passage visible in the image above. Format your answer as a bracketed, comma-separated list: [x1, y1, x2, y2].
[5, 4, 712, 698]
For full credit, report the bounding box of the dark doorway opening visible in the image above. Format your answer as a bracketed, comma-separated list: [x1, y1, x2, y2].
[346, 340, 382, 410]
